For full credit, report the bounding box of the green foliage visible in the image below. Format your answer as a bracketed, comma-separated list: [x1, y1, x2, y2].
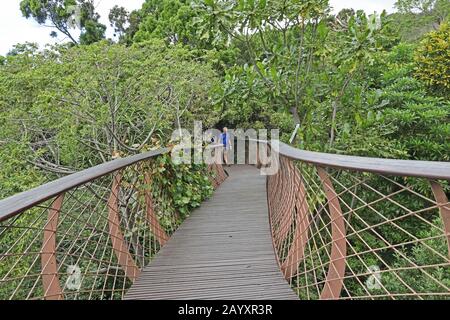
[380, 217, 450, 299]
[194, 0, 333, 131]
[391, 0, 450, 41]
[133, 0, 208, 48]
[327, 42, 449, 161]
[19, 0, 106, 44]
[1, 0, 449, 300]
[213, 63, 295, 132]
[395, 0, 450, 20]
[0, 143, 44, 199]
[79, 19, 106, 45]
[149, 154, 214, 218]
[129, 0, 240, 74]
[0, 40, 219, 198]
[414, 23, 450, 94]
[0, 38, 219, 300]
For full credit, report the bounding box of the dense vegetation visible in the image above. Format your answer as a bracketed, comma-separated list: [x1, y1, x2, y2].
[0, 0, 448, 299]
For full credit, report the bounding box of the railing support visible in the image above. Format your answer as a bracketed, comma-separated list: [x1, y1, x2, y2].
[275, 157, 296, 246]
[41, 194, 64, 300]
[269, 157, 285, 243]
[316, 167, 347, 300]
[429, 180, 450, 258]
[208, 148, 227, 188]
[108, 172, 141, 282]
[281, 160, 311, 279]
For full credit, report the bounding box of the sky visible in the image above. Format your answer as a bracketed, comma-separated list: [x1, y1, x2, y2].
[0, 0, 398, 56]
[330, 0, 397, 15]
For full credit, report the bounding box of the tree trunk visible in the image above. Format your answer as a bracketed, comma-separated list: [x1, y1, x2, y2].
[329, 101, 338, 148]
[290, 106, 301, 125]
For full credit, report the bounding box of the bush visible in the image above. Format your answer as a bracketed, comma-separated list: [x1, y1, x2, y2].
[414, 23, 450, 95]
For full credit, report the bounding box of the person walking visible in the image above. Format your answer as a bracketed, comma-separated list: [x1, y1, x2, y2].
[221, 127, 232, 166]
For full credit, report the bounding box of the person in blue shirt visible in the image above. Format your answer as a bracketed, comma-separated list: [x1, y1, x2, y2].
[220, 127, 232, 166]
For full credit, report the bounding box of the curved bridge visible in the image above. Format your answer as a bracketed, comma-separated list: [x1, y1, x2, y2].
[0, 141, 449, 300]
[125, 165, 298, 300]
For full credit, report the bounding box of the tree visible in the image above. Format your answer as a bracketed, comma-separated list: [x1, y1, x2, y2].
[19, 0, 106, 44]
[79, 19, 106, 45]
[395, 0, 438, 13]
[124, 0, 238, 73]
[395, 0, 450, 19]
[195, 0, 330, 128]
[133, 0, 210, 48]
[0, 42, 56, 197]
[414, 23, 450, 95]
[327, 11, 398, 147]
[0, 40, 219, 178]
[195, 1, 400, 149]
[109, 5, 130, 40]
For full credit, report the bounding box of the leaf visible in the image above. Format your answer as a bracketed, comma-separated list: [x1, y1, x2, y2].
[259, 0, 267, 10]
[355, 113, 363, 127]
[270, 65, 278, 81]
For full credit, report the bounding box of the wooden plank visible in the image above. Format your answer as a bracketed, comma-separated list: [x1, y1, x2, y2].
[125, 165, 298, 300]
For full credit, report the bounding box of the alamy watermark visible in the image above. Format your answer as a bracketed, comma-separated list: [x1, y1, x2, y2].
[67, 5, 83, 30]
[169, 122, 280, 175]
[366, 265, 382, 291]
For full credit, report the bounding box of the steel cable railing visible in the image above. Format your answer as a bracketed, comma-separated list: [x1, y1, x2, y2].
[1, 137, 449, 300]
[0, 146, 227, 300]
[263, 141, 450, 300]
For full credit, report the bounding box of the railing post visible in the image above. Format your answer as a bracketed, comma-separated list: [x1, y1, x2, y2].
[41, 194, 64, 300]
[281, 160, 311, 279]
[108, 171, 141, 282]
[274, 157, 296, 250]
[316, 167, 347, 300]
[269, 156, 286, 241]
[208, 147, 227, 188]
[429, 180, 450, 258]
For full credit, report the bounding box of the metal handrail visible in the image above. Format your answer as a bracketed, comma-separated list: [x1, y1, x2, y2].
[0, 142, 231, 222]
[257, 139, 450, 180]
[0, 148, 170, 222]
[0, 142, 228, 300]
[262, 140, 449, 300]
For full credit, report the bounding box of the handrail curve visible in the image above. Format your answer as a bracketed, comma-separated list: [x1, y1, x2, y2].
[1, 137, 449, 300]
[0, 144, 226, 300]
[262, 139, 450, 300]
[0, 148, 169, 222]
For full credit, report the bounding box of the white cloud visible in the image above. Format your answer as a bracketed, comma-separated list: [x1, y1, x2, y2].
[0, 0, 398, 56]
[0, 0, 55, 55]
[329, 0, 397, 14]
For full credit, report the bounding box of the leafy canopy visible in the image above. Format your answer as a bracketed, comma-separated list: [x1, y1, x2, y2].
[20, 0, 106, 44]
[414, 22, 450, 94]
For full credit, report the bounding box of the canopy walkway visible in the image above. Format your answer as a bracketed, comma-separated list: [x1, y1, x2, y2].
[125, 165, 298, 300]
[0, 141, 449, 300]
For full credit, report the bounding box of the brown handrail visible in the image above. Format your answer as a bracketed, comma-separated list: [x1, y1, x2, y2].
[0, 143, 226, 222]
[262, 140, 450, 300]
[264, 140, 450, 180]
[0, 148, 169, 222]
[0, 143, 227, 300]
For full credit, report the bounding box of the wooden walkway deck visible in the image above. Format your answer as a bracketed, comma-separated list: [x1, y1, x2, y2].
[125, 165, 298, 300]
